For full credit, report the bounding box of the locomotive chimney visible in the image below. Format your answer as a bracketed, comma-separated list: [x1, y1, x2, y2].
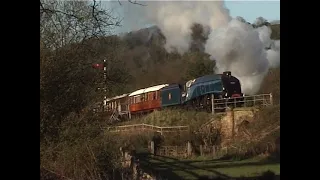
[223, 71, 231, 77]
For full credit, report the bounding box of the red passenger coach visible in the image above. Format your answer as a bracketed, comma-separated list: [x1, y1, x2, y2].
[105, 94, 129, 113]
[129, 84, 169, 114]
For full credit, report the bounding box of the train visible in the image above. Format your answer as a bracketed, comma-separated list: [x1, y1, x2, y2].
[105, 71, 244, 119]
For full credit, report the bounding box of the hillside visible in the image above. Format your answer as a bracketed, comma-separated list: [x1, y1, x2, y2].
[259, 67, 280, 104]
[270, 24, 280, 39]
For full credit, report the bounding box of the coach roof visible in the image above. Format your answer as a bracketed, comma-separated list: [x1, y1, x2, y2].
[129, 84, 169, 97]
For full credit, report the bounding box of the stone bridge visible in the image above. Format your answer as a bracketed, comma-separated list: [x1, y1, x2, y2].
[200, 107, 258, 141]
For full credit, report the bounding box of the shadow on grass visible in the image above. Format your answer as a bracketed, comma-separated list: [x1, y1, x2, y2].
[136, 152, 279, 180]
[218, 150, 280, 163]
[198, 171, 279, 180]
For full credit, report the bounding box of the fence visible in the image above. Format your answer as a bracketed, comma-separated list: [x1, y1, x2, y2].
[148, 141, 278, 159]
[105, 123, 189, 134]
[150, 144, 220, 158]
[212, 93, 273, 111]
[158, 146, 188, 158]
[152, 144, 220, 158]
[151, 141, 193, 158]
[198, 145, 230, 157]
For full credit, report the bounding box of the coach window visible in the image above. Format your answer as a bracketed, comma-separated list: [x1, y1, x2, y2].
[157, 91, 160, 99]
[153, 92, 156, 100]
[148, 92, 152, 101]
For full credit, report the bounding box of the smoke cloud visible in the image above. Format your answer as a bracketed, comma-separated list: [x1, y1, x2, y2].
[117, 1, 280, 95]
[206, 19, 280, 94]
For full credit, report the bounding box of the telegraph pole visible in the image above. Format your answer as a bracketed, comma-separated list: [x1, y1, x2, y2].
[102, 59, 107, 112]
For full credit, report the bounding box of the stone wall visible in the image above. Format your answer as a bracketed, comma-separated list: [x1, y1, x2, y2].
[220, 107, 257, 141]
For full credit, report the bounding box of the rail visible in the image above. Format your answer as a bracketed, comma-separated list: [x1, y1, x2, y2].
[212, 93, 273, 110]
[104, 123, 189, 134]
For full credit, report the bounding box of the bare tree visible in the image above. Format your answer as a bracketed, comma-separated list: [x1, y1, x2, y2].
[40, 0, 124, 49]
[40, 0, 138, 140]
[235, 16, 247, 24]
[189, 23, 210, 53]
[253, 16, 270, 28]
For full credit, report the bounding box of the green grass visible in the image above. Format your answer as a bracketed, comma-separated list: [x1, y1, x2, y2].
[137, 154, 280, 180]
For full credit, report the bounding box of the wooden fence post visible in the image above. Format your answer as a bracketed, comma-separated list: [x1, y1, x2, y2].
[187, 141, 192, 157]
[150, 141, 155, 155]
[175, 146, 178, 156]
[270, 93, 273, 105]
[212, 146, 216, 157]
[211, 94, 215, 115]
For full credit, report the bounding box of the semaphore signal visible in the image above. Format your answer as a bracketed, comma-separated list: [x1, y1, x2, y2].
[92, 59, 107, 111]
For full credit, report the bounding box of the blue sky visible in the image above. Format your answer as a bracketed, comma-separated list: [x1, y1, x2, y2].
[225, 1, 280, 23]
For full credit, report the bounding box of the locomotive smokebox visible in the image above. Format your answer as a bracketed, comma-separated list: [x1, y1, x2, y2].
[223, 71, 231, 77]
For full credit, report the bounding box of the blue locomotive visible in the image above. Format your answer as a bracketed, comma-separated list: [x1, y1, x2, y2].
[160, 71, 243, 110]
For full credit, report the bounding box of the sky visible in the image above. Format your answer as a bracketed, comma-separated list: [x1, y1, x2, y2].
[224, 1, 280, 23]
[102, 0, 280, 34]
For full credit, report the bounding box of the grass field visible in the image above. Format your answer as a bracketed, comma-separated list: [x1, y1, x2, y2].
[136, 153, 280, 180]
[117, 109, 225, 131]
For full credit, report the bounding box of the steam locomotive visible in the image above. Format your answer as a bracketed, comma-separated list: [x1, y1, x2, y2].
[105, 71, 244, 118]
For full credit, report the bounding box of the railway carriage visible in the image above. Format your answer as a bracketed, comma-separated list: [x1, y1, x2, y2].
[160, 84, 183, 108]
[128, 84, 169, 115]
[106, 94, 129, 112]
[105, 93, 130, 115]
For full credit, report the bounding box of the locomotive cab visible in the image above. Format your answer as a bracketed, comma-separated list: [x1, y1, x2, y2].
[221, 71, 243, 98]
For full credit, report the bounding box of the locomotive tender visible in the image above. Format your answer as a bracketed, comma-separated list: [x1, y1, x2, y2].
[105, 71, 243, 117]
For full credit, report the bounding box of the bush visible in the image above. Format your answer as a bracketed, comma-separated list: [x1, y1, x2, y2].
[220, 105, 280, 161]
[40, 112, 122, 180]
[259, 68, 280, 104]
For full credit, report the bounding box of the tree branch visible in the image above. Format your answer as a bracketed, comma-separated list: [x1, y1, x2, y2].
[116, 0, 147, 6]
[128, 0, 147, 6]
[40, 1, 80, 19]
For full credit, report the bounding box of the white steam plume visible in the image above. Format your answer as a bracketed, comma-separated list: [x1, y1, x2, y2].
[206, 19, 280, 94]
[119, 1, 280, 95]
[143, 1, 231, 54]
